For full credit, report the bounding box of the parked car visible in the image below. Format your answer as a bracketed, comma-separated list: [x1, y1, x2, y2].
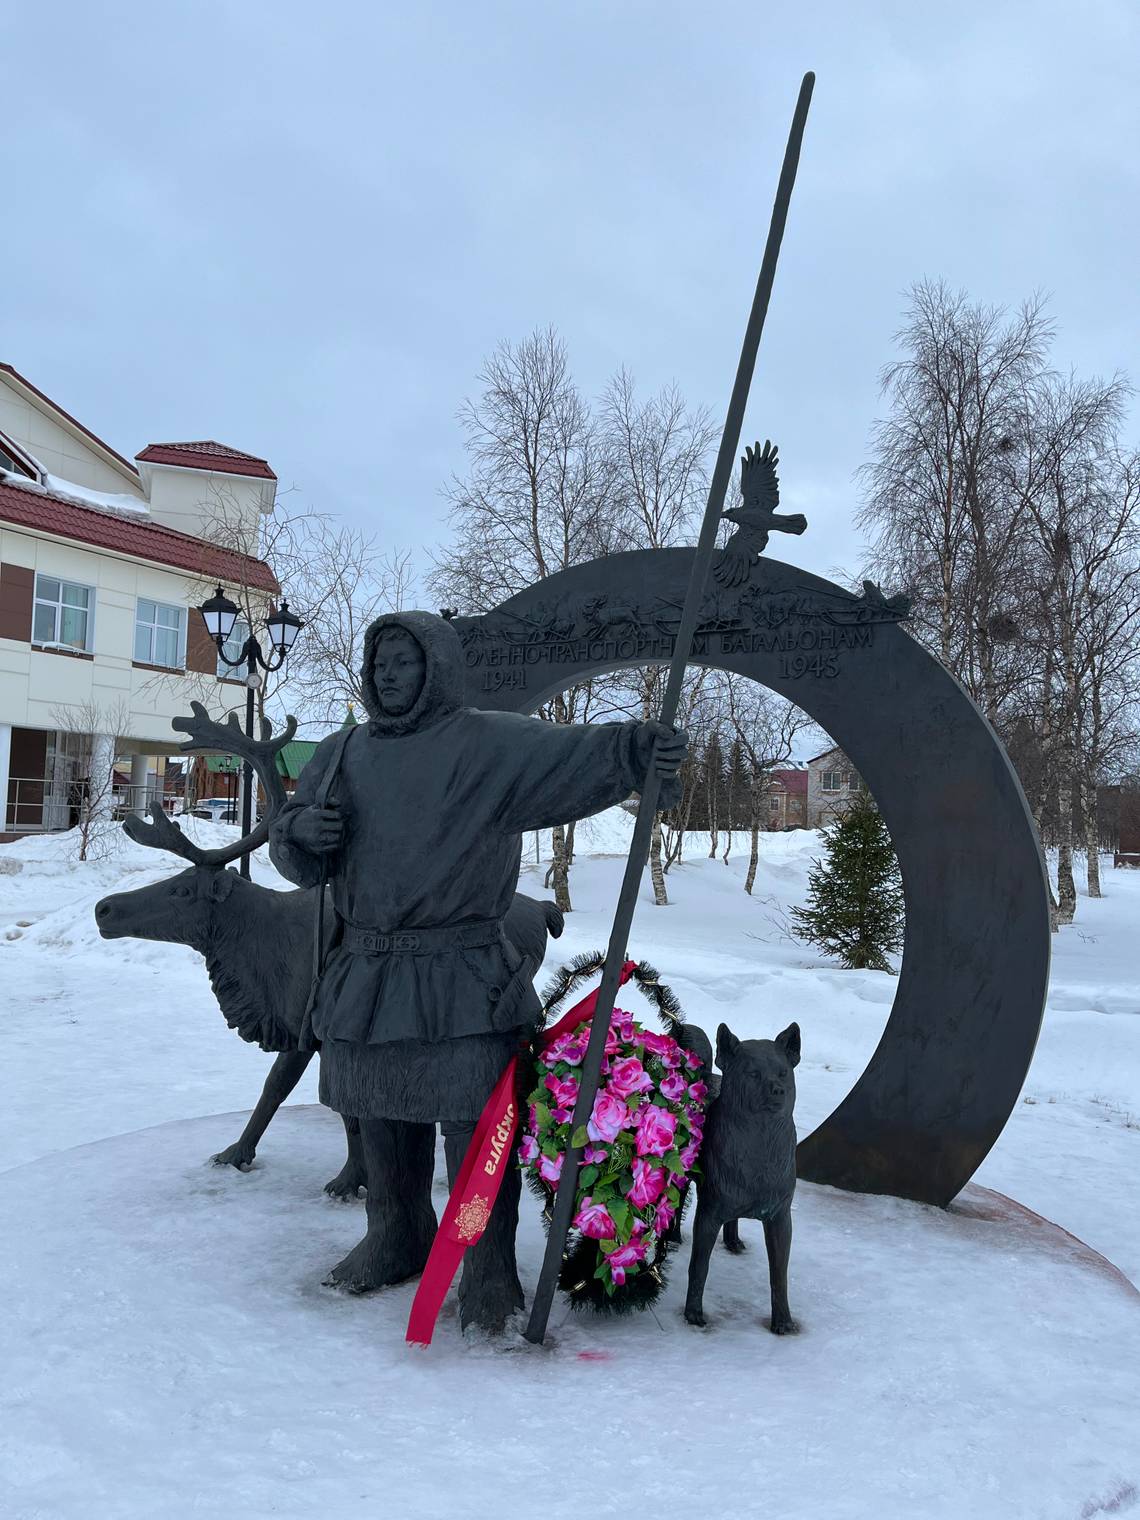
[195, 798, 240, 824]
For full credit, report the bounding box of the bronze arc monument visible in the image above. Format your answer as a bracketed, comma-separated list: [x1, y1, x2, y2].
[457, 547, 1051, 1208]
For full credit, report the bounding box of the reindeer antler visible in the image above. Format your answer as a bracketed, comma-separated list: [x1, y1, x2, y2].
[120, 702, 298, 868]
[123, 801, 267, 869]
[172, 701, 298, 823]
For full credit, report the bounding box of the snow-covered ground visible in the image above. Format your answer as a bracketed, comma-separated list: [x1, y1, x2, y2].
[1, 817, 1137, 1518]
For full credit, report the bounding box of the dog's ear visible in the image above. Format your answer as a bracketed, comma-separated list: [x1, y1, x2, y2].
[716, 1023, 740, 1071]
[775, 1022, 800, 1069]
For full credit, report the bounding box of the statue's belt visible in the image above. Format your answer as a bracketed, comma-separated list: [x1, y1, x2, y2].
[341, 919, 504, 956]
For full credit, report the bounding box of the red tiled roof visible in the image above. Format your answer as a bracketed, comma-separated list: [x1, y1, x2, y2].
[0, 479, 279, 593]
[770, 768, 808, 795]
[0, 363, 140, 478]
[136, 441, 276, 480]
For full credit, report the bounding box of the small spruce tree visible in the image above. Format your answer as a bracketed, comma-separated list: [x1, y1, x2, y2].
[792, 789, 905, 971]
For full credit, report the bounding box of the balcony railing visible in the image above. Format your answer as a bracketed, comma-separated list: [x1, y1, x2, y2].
[4, 777, 188, 833]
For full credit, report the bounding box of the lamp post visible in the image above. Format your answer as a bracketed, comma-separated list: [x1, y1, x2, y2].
[197, 587, 304, 878]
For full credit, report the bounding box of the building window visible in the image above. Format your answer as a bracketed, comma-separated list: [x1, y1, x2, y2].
[821, 770, 841, 792]
[33, 574, 93, 651]
[769, 795, 781, 812]
[0, 445, 35, 479]
[134, 599, 186, 668]
[218, 617, 249, 677]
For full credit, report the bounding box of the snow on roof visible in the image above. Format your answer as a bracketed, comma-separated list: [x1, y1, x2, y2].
[136, 441, 276, 481]
[0, 475, 280, 592]
[41, 472, 149, 516]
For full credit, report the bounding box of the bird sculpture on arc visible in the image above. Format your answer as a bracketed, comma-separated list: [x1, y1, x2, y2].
[714, 440, 808, 587]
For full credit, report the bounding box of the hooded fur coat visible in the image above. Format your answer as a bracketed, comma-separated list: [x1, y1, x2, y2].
[270, 611, 671, 1121]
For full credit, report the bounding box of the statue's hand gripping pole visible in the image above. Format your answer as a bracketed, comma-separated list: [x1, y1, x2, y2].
[523, 70, 816, 1346]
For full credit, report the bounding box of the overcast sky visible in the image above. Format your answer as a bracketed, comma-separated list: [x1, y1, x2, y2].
[4, 1, 1137, 592]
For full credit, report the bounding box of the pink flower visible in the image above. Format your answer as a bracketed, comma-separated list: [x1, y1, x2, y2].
[574, 1196, 617, 1239]
[608, 1055, 654, 1098]
[627, 1156, 666, 1209]
[537, 1152, 563, 1185]
[679, 1140, 702, 1171]
[584, 1145, 608, 1165]
[587, 1089, 627, 1144]
[687, 1080, 709, 1104]
[640, 1030, 678, 1059]
[654, 1199, 676, 1234]
[611, 1012, 637, 1044]
[683, 1050, 703, 1072]
[606, 1238, 647, 1285]
[604, 1024, 622, 1055]
[544, 1030, 588, 1067]
[528, 1105, 539, 1132]
[545, 1072, 580, 1109]
[659, 1070, 689, 1101]
[550, 1107, 571, 1124]
[636, 1104, 677, 1157]
[518, 1134, 539, 1166]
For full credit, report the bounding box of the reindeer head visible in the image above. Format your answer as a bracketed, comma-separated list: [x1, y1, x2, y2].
[95, 857, 240, 948]
[93, 703, 298, 949]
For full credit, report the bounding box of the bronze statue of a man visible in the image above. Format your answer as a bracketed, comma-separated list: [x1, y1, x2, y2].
[270, 610, 685, 1332]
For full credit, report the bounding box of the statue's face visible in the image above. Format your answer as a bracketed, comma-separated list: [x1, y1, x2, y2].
[373, 629, 426, 715]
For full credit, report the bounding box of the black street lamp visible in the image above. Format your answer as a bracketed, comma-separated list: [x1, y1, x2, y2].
[197, 586, 304, 877]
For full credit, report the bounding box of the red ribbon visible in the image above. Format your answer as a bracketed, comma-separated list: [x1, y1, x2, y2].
[406, 958, 638, 1345]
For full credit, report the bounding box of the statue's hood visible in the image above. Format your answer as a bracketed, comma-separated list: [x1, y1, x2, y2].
[359, 611, 466, 736]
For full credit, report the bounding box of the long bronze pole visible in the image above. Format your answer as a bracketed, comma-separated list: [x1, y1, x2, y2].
[524, 71, 816, 1345]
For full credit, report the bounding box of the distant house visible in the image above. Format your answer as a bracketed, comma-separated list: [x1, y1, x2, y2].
[765, 767, 808, 829]
[806, 745, 863, 828]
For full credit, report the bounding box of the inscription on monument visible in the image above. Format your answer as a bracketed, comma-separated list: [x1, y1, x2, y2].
[459, 579, 900, 686]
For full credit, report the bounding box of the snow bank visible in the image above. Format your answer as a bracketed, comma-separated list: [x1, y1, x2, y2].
[0, 1105, 1135, 1520]
[1, 819, 1138, 1515]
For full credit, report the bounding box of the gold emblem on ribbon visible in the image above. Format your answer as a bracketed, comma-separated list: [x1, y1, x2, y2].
[454, 1194, 492, 1243]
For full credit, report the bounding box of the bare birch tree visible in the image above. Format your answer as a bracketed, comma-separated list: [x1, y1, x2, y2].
[724, 677, 809, 895]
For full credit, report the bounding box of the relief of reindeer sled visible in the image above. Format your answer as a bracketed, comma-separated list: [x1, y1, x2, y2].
[94, 703, 564, 1200]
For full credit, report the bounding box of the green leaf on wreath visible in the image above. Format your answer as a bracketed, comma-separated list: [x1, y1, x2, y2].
[571, 1125, 590, 1148]
[666, 1184, 681, 1206]
[534, 1102, 551, 1129]
[580, 1165, 599, 1187]
[664, 1150, 684, 1172]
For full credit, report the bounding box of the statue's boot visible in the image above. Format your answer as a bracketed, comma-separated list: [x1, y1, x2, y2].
[443, 1119, 525, 1335]
[323, 1117, 438, 1292]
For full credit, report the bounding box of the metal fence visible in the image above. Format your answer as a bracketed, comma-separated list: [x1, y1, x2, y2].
[4, 777, 188, 832]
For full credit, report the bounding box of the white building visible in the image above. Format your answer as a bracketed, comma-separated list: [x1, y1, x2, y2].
[0, 363, 279, 836]
[805, 744, 863, 828]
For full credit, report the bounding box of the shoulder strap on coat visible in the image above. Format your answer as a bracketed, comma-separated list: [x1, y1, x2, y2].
[299, 722, 358, 1051]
